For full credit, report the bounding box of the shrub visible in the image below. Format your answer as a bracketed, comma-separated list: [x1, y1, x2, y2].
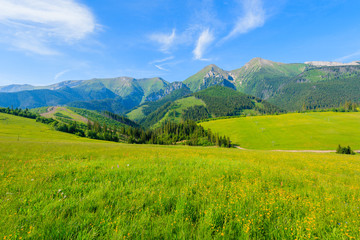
[336, 144, 355, 155]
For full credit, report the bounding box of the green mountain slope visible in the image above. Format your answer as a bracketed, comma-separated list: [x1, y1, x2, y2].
[0, 88, 90, 109]
[140, 86, 283, 128]
[183, 64, 235, 92]
[32, 106, 138, 129]
[231, 57, 307, 99]
[127, 87, 192, 122]
[0, 80, 83, 93]
[0, 77, 171, 112]
[66, 98, 129, 114]
[193, 86, 282, 117]
[76, 77, 167, 101]
[270, 73, 360, 111]
[141, 96, 206, 128]
[2, 57, 360, 116]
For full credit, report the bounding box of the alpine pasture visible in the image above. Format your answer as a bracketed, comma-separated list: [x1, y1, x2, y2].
[200, 112, 360, 150]
[0, 113, 359, 239]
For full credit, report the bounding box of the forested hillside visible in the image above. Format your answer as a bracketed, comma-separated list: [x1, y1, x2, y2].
[193, 86, 282, 117]
[270, 66, 360, 110]
[127, 88, 192, 122]
[137, 86, 283, 128]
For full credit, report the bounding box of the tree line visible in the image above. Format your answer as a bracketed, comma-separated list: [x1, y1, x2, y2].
[120, 120, 231, 147]
[0, 107, 232, 148]
[0, 107, 37, 119]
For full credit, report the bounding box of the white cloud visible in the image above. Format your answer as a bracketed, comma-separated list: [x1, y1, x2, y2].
[224, 0, 266, 41]
[0, 0, 97, 54]
[149, 29, 176, 53]
[193, 29, 214, 61]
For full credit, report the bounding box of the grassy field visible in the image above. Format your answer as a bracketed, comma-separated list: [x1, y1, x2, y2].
[0, 113, 94, 143]
[1, 113, 360, 239]
[40, 107, 89, 124]
[201, 112, 360, 150]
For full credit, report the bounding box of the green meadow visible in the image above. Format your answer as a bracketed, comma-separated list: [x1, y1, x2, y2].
[201, 112, 360, 150]
[1, 113, 360, 239]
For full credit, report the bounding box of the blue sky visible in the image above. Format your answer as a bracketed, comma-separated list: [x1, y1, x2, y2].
[0, 0, 360, 86]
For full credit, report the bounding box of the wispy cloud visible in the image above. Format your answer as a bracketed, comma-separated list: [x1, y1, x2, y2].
[154, 65, 169, 71]
[149, 29, 176, 53]
[149, 56, 175, 65]
[335, 50, 360, 62]
[0, 0, 97, 55]
[150, 56, 175, 71]
[193, 29, 214, 61]
[54, 69, 71, 81]
[223, 0, 266, 41]
[149, 56, 185, 72]
[148, 1, 268, 62]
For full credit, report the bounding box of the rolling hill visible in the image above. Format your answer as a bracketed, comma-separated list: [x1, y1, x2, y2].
[200, 112, 360, 150]
[1, 111, 360, 239]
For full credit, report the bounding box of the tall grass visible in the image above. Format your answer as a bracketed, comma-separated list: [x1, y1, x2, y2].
[0, 113, 359, 239]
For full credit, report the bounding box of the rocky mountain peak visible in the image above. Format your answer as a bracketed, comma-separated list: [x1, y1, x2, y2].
[245, 57, 279, 68]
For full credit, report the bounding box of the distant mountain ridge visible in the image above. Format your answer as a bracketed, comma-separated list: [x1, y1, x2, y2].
[0, 77, 182, 112]
[0, 80, 83, 93]
[305, 61, 360, 67]
[182, 58, 360, 110]
[1, 57, 360, 113]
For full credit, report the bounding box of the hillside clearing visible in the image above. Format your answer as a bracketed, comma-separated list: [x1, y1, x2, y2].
[41, 106, 89, 124]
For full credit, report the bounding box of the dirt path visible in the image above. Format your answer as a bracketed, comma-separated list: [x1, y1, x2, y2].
[271, 149, 335, 153]
[234, 146, 360, 153]
[235, 146, 247, 150]
[40, 106, 59, 117]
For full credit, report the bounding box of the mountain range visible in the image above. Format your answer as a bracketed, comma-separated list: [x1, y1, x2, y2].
[1, 57, 360, 119]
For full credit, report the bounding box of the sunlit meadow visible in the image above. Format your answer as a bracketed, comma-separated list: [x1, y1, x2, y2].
[0, 113, 359, 239]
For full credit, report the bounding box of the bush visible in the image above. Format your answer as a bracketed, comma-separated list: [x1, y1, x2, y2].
[336, 145, 355, 155]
